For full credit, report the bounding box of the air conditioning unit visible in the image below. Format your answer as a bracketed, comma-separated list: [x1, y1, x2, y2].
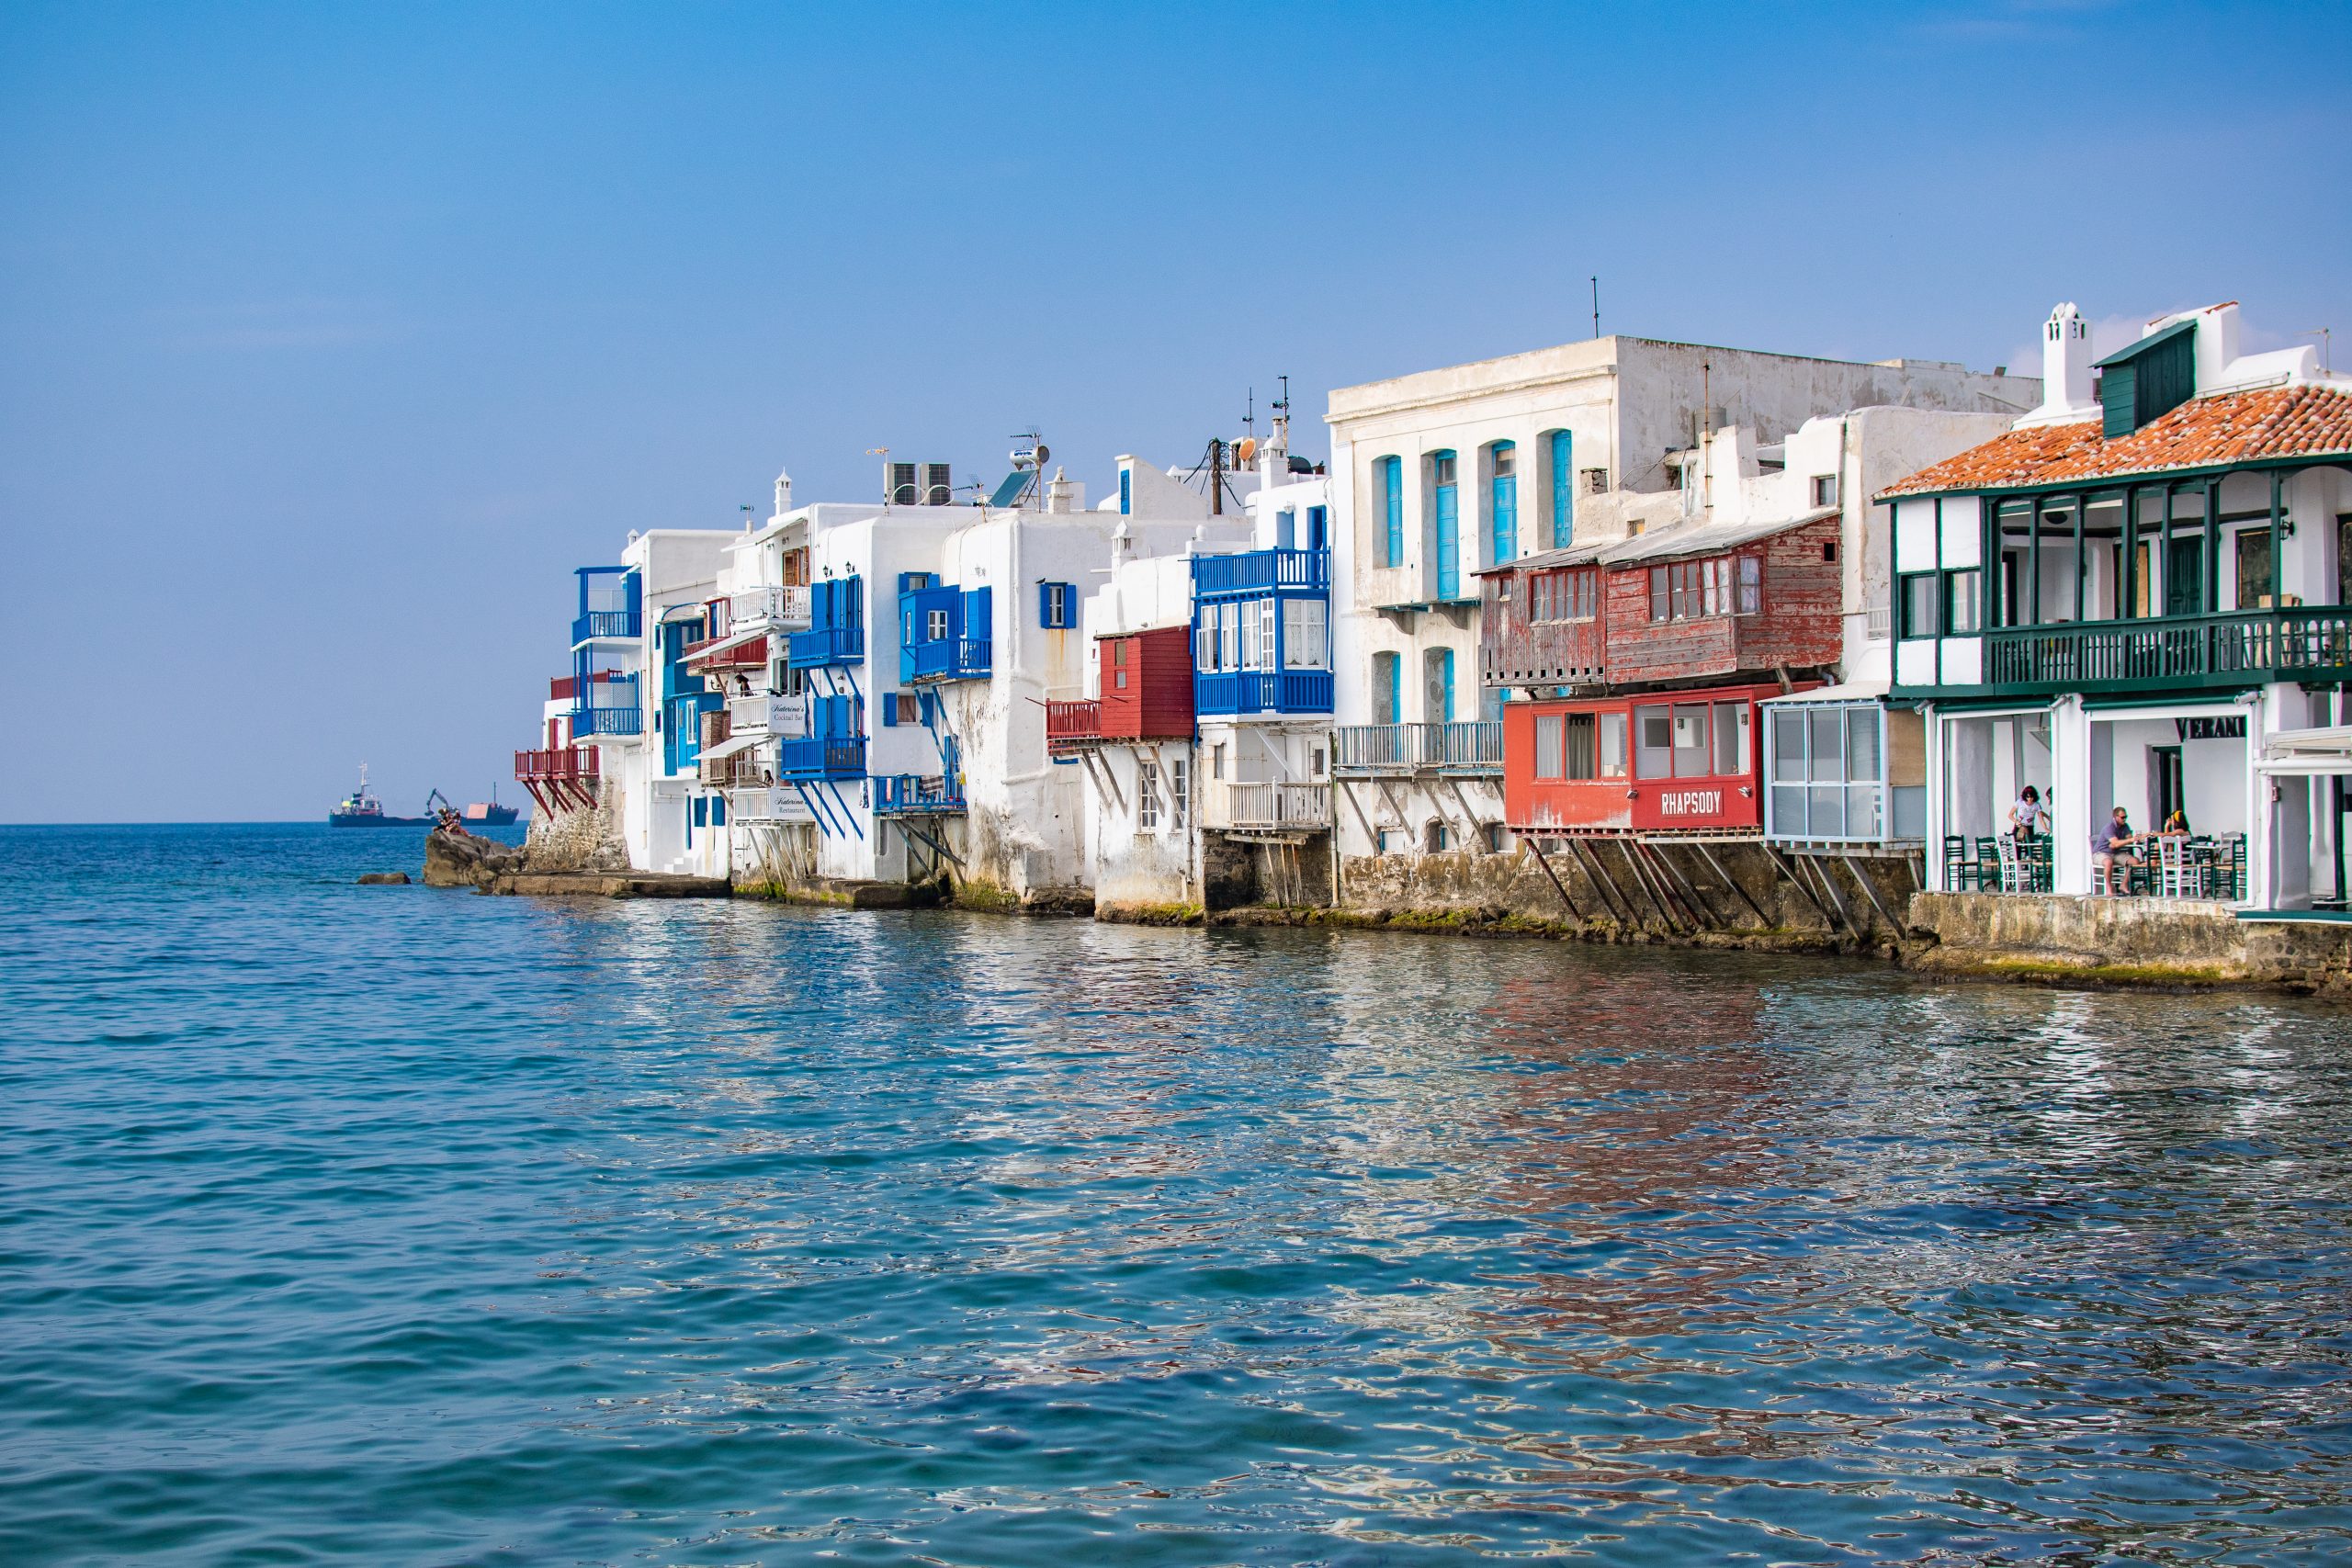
[922, 462, 952, 506]
[887, 461, 918, 505]
[885, 460, 954, 505]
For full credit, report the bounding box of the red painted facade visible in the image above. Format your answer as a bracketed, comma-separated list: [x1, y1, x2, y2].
[1099, 625, 1193, 739]
[1479, 514, 1844, 693]
[1503, 682, 1811, 835]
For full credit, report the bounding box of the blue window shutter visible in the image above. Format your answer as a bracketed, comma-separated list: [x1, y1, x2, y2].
[964, 587, 990, 640]
[1434, 477, 1459, 599]
[1441, 649, 1455, 721]
[1119, 469, 1131, 515]
[1308, 505, 1328, 551]
[711, 794, 726, 827]
[881, 694, 899, 727]
[921, 691, 938, 726]
[1382, 457, 1403, 566]
[1490, 468, 1516, 566]
[1549, 431, 1573, 547]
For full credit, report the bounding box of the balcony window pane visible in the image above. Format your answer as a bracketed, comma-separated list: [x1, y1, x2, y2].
[1900, 573, 1939, 639]
[1846, 784, 1880, 838]
[1649, 566, 1669, 623]
[1770, 709, 1804, 782]
[1737, 554, 1760, 614]
[1809, 784, 1846, 837]
[1599, 711, 1627, 778]
[1672, 704, 1711, 778]
[1808, 709, 1844, 782]
[1946, 569, 1984, 635]
[1772, 784, 1806, 836]
[1564, 713, 1597, 779]
[1713, 701, 1748, 775]
[1634, 705, 1671, 778]
[1534, 716, 1564, 779]
[1846, 708, 1881, 784]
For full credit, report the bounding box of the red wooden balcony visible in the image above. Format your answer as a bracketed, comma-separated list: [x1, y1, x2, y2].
[1046, 698, 1102, 751]
[514, 747, 601, 815]
[550, 671, 631, 703]
[684, 632, 770, 671]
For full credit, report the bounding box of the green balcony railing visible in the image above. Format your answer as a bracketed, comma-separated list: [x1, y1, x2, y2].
[1979, 608, 2352, 693]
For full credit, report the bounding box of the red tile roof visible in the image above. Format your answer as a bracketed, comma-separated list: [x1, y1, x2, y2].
[1878, 385, 2352, 498]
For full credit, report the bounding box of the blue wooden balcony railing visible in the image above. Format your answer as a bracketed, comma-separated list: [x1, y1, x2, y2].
[571, 607, 641, 645]
[1194, 669, 1334, 716]
[1332, 722, 1502, 773]
[872, 773, 967, 815]
[1978, 608, 2352, 693]
[568, 675, 641, 735]
[901, 637, 991, 683]
[787, 625, 865, 668]
[775, 735, 866, 781]
[1191, 547, 1329, 597]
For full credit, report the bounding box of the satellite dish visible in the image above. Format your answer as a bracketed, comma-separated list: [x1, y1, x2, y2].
[1236, 436, 1257, 464]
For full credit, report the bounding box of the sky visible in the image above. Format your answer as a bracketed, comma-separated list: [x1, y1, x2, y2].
[2, 1, 2346, 823]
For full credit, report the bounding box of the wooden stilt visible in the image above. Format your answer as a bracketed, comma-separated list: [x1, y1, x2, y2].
[1644, 842, 1718, 929]
[1566, 837, 1633, 925]
[1804, 853, 1859, 938]
[1840, 852, 1906, 933]
[1522, 840, 1582, 919]
[1693, 839, 1770, 926]
[1613, 837, 1676, 928]
[1765, 844, 1833, 926]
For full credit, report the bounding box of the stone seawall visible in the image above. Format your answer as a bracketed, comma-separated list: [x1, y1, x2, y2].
[1906, 893, 2352, 993]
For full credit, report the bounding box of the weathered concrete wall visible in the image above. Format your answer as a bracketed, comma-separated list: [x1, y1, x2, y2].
[1907, 893, 2352, 992]
[523, 788, 628, 873]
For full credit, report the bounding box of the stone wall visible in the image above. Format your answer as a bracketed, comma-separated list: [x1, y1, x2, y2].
[1908, 893, 2352, 992]
[523, 786, 628, 872]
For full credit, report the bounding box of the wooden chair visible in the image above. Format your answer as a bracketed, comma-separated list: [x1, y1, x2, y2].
[1943, 835, 1977, 890]
[1994, 833, 2026, 892]
[2154, 836, 2205, 898]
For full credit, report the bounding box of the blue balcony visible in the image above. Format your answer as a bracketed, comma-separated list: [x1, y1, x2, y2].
[872, 773, 967, 816]
[1192, 547, 1329, 598]
[1194, 669, 1334, 716]
[569, 674, 642, 735]
[902, 637, 991, 683]
[775, 735, 866, 781]
[572, 566, 642, 647]
[788, 625, 865, 668]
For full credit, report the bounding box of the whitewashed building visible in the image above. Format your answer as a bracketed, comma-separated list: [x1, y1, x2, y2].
[1887, 300, 2352, 907]
[1322, 335, 2038, 870]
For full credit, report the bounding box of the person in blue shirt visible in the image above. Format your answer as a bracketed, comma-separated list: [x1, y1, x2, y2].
[2094, 806, 2145, 894]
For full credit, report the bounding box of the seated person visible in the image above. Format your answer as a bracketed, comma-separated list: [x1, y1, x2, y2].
[2162, 808, 2191, 836]
[2094, 807, 2144, 893]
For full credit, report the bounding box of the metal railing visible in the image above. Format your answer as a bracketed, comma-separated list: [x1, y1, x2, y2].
[1214, 780, 1331, 831]
[568, 675, 641, 734]
[514, 748, 599, 782]
[787, 625, 865, 667]
[727, 585, 812, 630]
[1331, 721, 1503, 773]
[571, 607, 640, 645]
[1045, 698, 1102, 747]
[872, 773, 967, 815]
[902, 637, 992, 682]
[1194, 669, 1334, 716]
[775, 735, 866, 780]
[1981, 608, 2352, 690]
[1191, 547, 1330, 596]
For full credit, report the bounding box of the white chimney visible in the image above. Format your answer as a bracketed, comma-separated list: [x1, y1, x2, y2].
[773, 468, 793, 516]
[2018, 303, 2100, 428]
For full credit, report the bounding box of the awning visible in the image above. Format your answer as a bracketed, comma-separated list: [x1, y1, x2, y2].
[2256, 725, 2352, 775]
[700, 732, 767, 761]
[1761, 677, 1892, 706]
[684, 627, 767, 662]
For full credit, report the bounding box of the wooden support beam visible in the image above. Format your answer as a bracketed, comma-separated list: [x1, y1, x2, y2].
[1521, 839, 1582, 919]
[1804, 852, 1859, 938]
[1565, 836, 1632, 925]
[1612, 837, 1676, 928]
[1338, 778, 1379, 851]
[1693, 839, 1770, 926]
[1840, 852, 1905, 933]
[1645, 841, 1718, 930]
[1763, 843, 1832, 926]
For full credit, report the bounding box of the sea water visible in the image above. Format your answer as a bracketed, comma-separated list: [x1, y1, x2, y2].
[4, 823, 2350, 1565]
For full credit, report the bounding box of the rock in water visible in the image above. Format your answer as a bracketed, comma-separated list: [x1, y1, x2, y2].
[423, 829, 527, 889]
[357, 871, 412, 886]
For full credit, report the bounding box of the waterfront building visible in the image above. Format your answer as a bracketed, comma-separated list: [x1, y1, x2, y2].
[1886, 299, 2352, 908]
[1324, 334, 2037, 874]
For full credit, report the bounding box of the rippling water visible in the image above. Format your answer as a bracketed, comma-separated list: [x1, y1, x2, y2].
[6, 824, 2352, 1564]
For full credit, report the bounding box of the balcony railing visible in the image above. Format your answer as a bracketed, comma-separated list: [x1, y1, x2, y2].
[775, 735, 866, 781]
[1195, 669, 1334, 716]
[1331, 722, 1502, 773]
[1192, 548, 1330, 596]
[1978, 608, 2352, 693]
[726, 693, 805, 739]
[571, 607, 641, 645]
[684, 633, 769, 671]
[569, 674, 641, 735]
[903, 637, 992, 682]
[549, 671, 635, 703]
[699, 750, 764, 787]
[1045, 697, 1102, 749]
[786, 625, 865, 668]
[872, 773, 967, 815]
[1214, 780, 1331, 831]
[514, 748, 600, 782]
[728, 585, 812, 632]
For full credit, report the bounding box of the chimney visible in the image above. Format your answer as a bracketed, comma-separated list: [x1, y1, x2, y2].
[2017, 302, 2100, 427]
[773, 468, 793, 517]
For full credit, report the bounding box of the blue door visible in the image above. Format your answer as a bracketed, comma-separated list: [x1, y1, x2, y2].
[1548, 430, 1573, 547]
[1381, 457, 1403, 566]
[1432, 451, 1459, 600]
[1306, 505, 1328, 551]
[1489, 442, 1517, 566]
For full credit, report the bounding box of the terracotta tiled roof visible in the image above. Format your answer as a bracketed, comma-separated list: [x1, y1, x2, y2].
[1877, 385, 2352, 498]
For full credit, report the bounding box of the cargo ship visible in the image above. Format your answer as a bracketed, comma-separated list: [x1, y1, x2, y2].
[328, 764, 433, 828]
[458, 788, 520, 828]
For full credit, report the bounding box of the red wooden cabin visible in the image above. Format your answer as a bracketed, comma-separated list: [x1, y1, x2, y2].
[1503, 681, 1813, 835]
[1046, 624, 1193, 751]
[1479, 513, 1844, 694]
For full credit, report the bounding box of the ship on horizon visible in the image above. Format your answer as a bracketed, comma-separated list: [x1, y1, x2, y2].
[328, 765, 521, 828]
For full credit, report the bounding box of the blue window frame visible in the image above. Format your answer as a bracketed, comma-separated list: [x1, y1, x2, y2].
[1431, 450, 1459, 600]
[1548, 430, 1573, 548]
[1119, 468, 1131, 515]
[1489, 441, 1517, 566]
[1039, 581, 1076, 628]
[1380, 456, 1403, 567]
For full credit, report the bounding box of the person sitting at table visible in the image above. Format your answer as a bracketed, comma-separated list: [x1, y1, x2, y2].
[2163, 807, 2191, 836]
[2094, 807, 2145, 894]
[2007, 784, 2047, 842]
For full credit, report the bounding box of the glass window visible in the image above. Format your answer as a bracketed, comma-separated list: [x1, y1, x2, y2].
[1433, 451, 1457, 486]
[2236, 528, 2275, 610]
[1635, 705, 1673, 777]
[1564, 713, 1597, 780]
[1899, 573, 1939, 639]
[1846, 707, 1881, 784]
[1599, 712, 1628, 778]
[1259, 601, 1278, 670]
[1672, 704, 1712, 777]
[1770, 708, 1804, 782]
[1649, 565, 1670, 623]
[1220, 604, 1240, 670]
[1713, 701, 1748, 776]
[926, 608, 950, 641]
[1136, 759, 1160, 831]
[1170, 757, 1189, 830]
[1534, 715, 1564, 779]
[1945, 569, 1983, 635]
[1283, 599, 1329, 670]
[1492, 444, 1515, 478]
[1809, 709, 1844, 781]
[1737, 554, 1761, 615]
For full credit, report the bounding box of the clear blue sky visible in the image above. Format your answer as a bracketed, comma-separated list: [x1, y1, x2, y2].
[3, 1, 2345, 823]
